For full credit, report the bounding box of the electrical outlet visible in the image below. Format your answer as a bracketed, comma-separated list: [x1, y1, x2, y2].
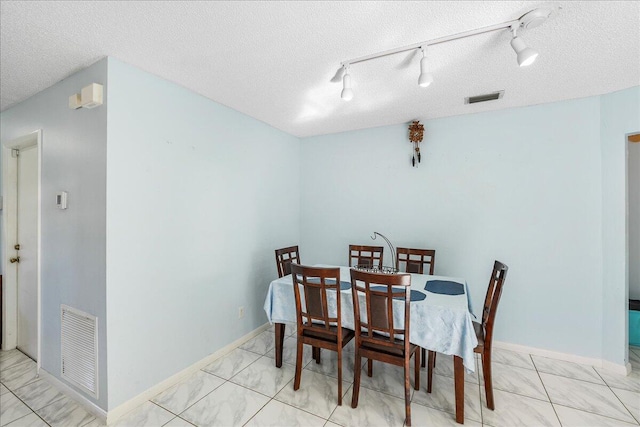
[238, 306, 245, 319]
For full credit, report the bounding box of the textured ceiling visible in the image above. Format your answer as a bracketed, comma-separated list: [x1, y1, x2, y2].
[1, 1, 638, 137]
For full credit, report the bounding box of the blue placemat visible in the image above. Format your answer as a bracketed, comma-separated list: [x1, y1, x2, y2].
[425, 280, 464, 295]
[369, 286, 426, 301]
[306, 278, 351, 290]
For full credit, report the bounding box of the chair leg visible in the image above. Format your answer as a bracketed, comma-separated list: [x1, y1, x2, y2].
[337, 348, 343, 406]
[482, 350, 495, 410]
[351, 350, 362, 408]
[421, 347, 426, 368]
[294, 340, 304, 391]
[367, 358, 373, 377]
[414, 348, 420, 390]
[404, 356, 412, 427]
[427, 350, 435, 393]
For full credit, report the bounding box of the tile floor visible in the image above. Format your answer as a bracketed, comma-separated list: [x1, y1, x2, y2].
[1, 327, 639, 427]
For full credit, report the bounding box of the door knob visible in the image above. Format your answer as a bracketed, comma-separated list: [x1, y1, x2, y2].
[10, 257, 20, 263]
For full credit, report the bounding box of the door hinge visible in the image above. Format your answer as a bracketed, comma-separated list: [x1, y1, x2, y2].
[11, 148, 19, 158]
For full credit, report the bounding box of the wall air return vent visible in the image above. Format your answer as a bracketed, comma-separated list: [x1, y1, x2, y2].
[61, 305, 98, 398]
[465, 91, 504, 104]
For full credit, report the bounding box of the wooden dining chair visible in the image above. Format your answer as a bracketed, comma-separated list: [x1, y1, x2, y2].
[426, 260, 508, 411]
[396, 247, 436, 274]
[350, 269, 420, 426]
[349, 245, 384, 269]
[275, 245, 300, 278]
[291, 264, 355, 405]
[396, 247, 437, 367]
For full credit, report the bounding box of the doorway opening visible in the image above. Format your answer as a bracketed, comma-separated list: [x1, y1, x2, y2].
[627, 132, 640, 370]
[1, 130, 42, 373]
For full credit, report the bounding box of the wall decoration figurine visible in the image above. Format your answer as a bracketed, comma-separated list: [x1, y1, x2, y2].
[408, 120, 424, 167]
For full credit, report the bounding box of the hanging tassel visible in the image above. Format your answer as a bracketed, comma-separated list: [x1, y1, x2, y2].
[412, 155, 416, 167]
[418, 151, 421, 163]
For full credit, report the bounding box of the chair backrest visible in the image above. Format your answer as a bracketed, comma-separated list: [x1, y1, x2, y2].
[275, 245, 300, 278]
[291, 264, 342, 336]
[481, 260, 509, 346]
[350, 268, 412, 351]
[395, 247, 436, 275]
[349, 245, 384, 269]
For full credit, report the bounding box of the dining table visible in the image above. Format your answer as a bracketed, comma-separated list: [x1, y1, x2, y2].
[263, 265, 478, 424]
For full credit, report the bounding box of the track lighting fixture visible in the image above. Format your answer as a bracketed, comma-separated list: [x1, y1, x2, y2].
[332, 7, 555, 100]
[341, 66, 354, 101]
[418, 47, 434, 88]
[510, 27, 539, 67]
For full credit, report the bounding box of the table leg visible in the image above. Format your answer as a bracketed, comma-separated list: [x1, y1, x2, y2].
[454, 355, 464, 424]
[275, 323, 285, 368]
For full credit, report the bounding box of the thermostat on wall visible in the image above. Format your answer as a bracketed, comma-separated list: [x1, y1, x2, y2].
[56, 191, 68, 210]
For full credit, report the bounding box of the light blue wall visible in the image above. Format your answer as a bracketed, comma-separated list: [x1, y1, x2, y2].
[105, 58, 300, 408]
[300, 94, 622, 360]
[600, 87, 640, 366]
[0, 59, 109, 409]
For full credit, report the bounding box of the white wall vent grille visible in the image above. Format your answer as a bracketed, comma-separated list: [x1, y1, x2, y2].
[61, 305, 98, 398]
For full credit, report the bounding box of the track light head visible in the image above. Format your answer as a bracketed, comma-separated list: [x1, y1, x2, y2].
[510, 34, 538, 67]
[418, 48, 433, 88]
[341, 68, 354, 101]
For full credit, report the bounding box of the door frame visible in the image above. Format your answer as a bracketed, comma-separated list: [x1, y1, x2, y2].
[2, 130, 42, 373]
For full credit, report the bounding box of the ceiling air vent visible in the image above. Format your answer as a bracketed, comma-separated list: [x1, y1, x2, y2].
[465, 91, 504, 104]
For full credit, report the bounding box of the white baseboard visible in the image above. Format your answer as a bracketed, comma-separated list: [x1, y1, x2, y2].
[493, 340, 631, 375]
[38, 368, 107, 422]
[106, 323, 270, 425]
[602, 360, 632, 376]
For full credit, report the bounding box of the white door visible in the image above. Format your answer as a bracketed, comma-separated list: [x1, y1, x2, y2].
[16, 145, 38, 360]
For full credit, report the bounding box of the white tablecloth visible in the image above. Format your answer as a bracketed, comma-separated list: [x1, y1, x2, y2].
[264, 265, 478, 372]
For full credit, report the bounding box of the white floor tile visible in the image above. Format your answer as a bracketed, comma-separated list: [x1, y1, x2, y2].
[152, 370, 224, 414]
[3, 412, 48, 427]
[629, 348, 640, 369]
[264, 336, 313, 367]
[429, 353, 479, 384]
[0, 351, 31, 373]
[491, 348, 535, 370]
[355, 360, 418, 401]
[201, 348, 261, 380]
[274, 370, 347, 419]
[112, 401, 174, 427]
[0, 384, 9, 396]
[163, 417, 195, 427]
[0, 360, 39, 391]
[304, 349, 360, 384]
[230, 356, 296, 398]
[611, 387, 640, 423]
[540, 372, 636, 423]
[554, 404, 639, 427]
[329, 385, 407, 427]
[412, 373, 482, 423]
[596, 367, 640, 393]
[410, 402, 482, 427]
[245, 399, 325, 427]
[181, 381, 269, 427]
[13, 378, 66, 411]
[36, 395, 95, 427]
[532, 355, 604, 384]
[480, 361, 548, 401]
[1, 392, 32, 426]
[480, 388, 560, 427]
[240, 331, 276, 356]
